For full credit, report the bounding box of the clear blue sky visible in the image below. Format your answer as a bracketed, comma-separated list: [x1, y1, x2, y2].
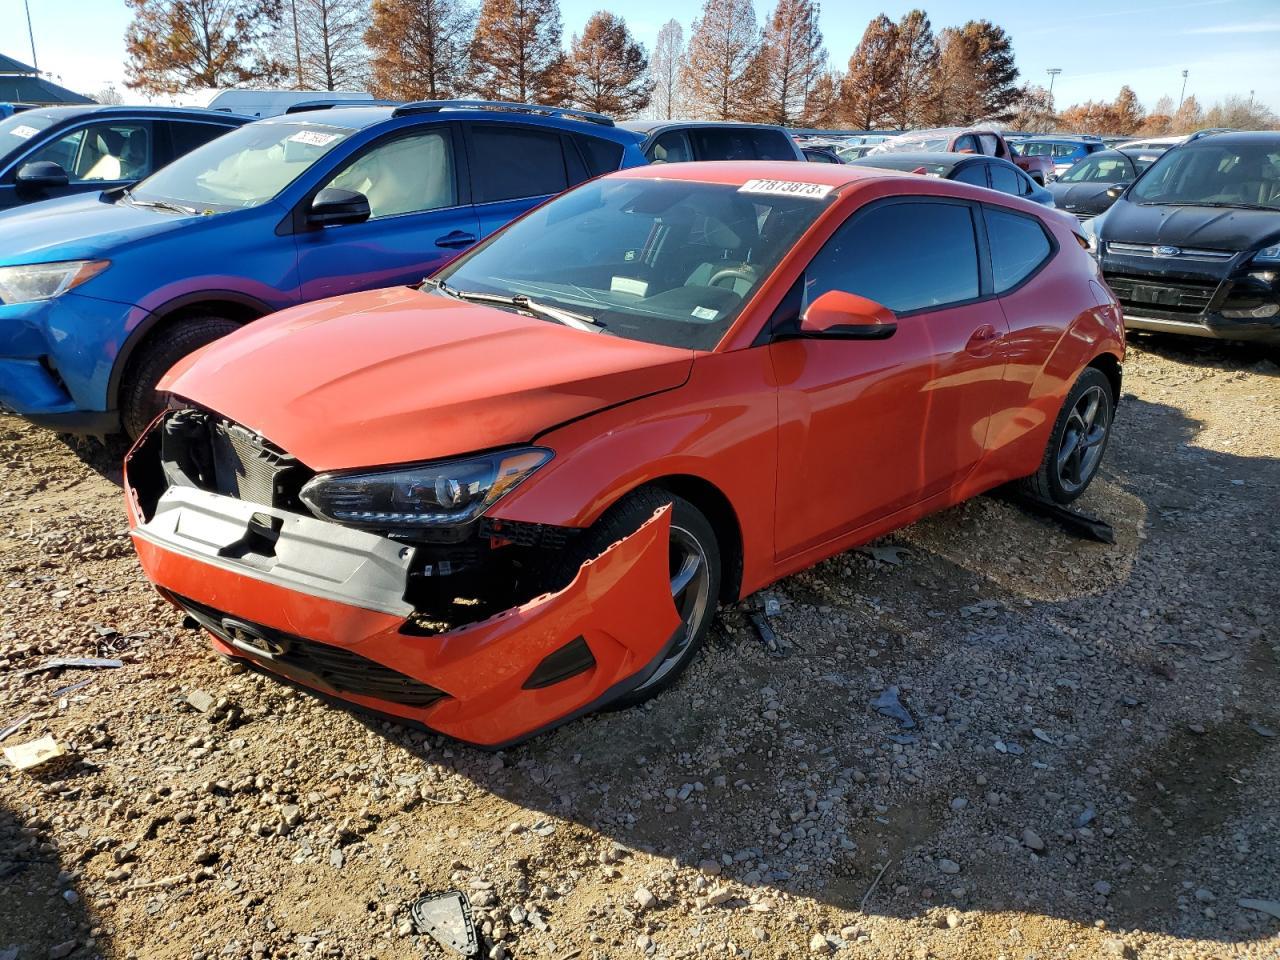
[6, 0, 1278, 111]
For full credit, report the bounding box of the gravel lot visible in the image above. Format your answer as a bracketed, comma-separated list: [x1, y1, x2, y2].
[1, 335, 1277, 960]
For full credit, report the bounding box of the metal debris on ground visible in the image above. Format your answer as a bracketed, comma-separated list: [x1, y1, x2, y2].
[1238, 898, 1280, 921]
[871, 686, 916, 729]
[1249, 722, 1277, 739]
[858, 545, 908, 566]
[0, 713, 34, 743]
[750, 613, 782, 656]
[1002, 491, 1116, 544]
[409, 890, 481, 958]
[17, 656, 124, 676]
[3, 734, 68, 771]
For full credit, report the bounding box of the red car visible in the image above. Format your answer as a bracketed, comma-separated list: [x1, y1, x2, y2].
[124, 161, 1123, 747]
[872, 127, 1055, 184]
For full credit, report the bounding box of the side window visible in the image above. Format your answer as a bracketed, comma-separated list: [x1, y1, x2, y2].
[166, 122, 234, 160]
[803, 200, 981, 314]
[1052, 143, 1077, 159]
[26, 121, 153, 182]
[954, 163, 989, 187]
[977, 134, 1000, 156]
[648, 130, 692, 163]
[748, 129, 797, 160]
[469, 125, 567, 203]
[989, 164, 1022, 196]
[953, 134, 979, 154]
[986, 207, 1053, 293]
[324, 129, 456, 219]
[690, 128, 762, 161]
[574, 134, 624, 177]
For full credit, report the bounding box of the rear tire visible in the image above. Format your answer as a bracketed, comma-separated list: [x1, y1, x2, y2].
[547, 487, 721, 708]
[1019, 366, 1114, 505]
[119, 316, 241, 439]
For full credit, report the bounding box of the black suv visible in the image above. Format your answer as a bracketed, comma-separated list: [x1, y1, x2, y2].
[1094, 131, 1280, 343]
[618, 120, 804, 163]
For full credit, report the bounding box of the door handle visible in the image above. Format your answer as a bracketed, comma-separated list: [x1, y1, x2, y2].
[435, 230, 477, 249]
[965, 324, 1002, 355]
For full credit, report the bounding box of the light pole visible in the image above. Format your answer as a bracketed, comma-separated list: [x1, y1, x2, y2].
[1179, 70, 1189, 108]
[23, 0, 39, 71]
[1046, 67, 1062, 99]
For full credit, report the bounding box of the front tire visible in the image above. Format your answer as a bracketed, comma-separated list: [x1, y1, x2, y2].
[549, 487, 721, 708]
[119, 316, 241, 438]
[1020, 366, 1114, 505]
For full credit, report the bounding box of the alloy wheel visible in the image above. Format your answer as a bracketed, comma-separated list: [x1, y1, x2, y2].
[1056, 385, 1110, 496]
[633, 524, 712, 692]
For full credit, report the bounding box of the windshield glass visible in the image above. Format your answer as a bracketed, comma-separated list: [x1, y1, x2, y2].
[1061, 154, 1132, 183]
[1130, 140, 1280, 209]
[437, 178, 833, 350]
[0, 112, 55, 165]
[876, 135, 952, 153]
[129, 120, 356, 211]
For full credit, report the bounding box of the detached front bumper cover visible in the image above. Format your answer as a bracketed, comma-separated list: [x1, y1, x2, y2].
[126, 452, 680, 747]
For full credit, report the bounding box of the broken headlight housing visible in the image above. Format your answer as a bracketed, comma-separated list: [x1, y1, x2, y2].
[299, 447, 552, 531]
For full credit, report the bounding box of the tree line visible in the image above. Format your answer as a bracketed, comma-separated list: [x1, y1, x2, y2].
[122, 0, 1276, 132]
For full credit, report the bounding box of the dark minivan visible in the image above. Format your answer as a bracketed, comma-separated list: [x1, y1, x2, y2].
[1095, 131, 1280, 343]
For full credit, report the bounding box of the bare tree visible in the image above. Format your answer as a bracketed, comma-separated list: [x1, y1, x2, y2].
[682, 0, 762, 120]
[96, 85, 125, 104]
[365, 0, 475, 100]
[1008, 83, 1056, 132]
[839, 14, 899, 129]
[468, 0, 567, 104]
[1202, 94, 1278, 130]
[758, 0, 827, 125]
[649, 19, 684, 119]
[278, 0, 370, 90]
[567, 12, 651, 117]
[883, 9, 935, 130]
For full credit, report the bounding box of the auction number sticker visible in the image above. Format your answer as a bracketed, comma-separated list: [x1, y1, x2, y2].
[288, 130, 341, 147]
[10, 124, 39, 140]
[739, 178, 834, 199]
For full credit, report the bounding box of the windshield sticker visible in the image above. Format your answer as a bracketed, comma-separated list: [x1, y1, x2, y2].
[10, 124, 39, 140]
[738, 178, 834, 200]
[611, 276, 648, 297]
[691, 306, 719, 321]
[288, 130, 341, 147]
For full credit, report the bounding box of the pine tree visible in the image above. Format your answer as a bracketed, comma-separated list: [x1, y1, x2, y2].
[1171, 94, 1203, 134]
[1111, 85, 1145, 133]
[1139, 94, 1174, 135]
[930, 20, 1018, 124]
[682, 0, 762, 120]
[884, 9, 936, 130]
[649, 19, 684, 119]
[124, 0, 285, 94]
[567, 12, 651, 116]
[757, 0, 826, 125]
[365, 0, 475, 100]
[839, 14, 899, 129]
[468, 0, 567, 104]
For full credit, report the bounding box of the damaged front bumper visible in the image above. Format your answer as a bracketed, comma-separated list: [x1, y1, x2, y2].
[124, 427, 680, 748]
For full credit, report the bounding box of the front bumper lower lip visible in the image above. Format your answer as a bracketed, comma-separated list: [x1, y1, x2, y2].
[1122, 312, 1280, 342]
[126, 482, 681, 748]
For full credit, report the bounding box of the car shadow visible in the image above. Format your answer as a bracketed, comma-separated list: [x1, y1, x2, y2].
[310, 392, 1280, 946]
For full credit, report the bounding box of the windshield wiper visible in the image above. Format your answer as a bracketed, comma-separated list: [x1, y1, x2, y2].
[122, 189, 196, 216]
[447, 288, 604, 333]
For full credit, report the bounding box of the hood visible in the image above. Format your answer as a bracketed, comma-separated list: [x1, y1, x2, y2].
[1102, 199, 1280, 251]
[1048, 181, 1114, 215]
[161, 286, 695, 471]
[0, 192, 203, 265]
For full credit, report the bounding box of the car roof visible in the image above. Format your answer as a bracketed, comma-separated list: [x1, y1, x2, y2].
[1174, 130, 1280, 147]
[619, 119, 790, 135]
[14, 104, 253, 123]
[608, 159, 884, 189]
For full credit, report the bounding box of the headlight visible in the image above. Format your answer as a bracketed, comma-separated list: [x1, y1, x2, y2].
[1253, 244, 1280, 263]
[0, 260, 109, 305]
[300, 447, 552, 530]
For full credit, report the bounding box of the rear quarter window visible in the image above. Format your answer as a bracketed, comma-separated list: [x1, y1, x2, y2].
[573, 134, 625, 177]
[470, 125, 568, 203]
[986, 207, 1054, 293]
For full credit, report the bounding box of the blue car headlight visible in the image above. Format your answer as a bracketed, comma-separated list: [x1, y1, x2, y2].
[1252, 244, 1280, 264]
[300, 447, 553, 530]
[0, 260, 110, 305]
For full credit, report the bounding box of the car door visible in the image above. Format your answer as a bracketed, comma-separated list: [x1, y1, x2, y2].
[769, 197, 1008, 558]
[465, 122, 574, 239]
[6, 118, 155, 204]
[294, 123, 480, 300]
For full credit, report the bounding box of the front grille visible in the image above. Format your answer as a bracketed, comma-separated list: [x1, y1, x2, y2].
[176, 595, 446, 709]
[1104, 273, 1219, 315]
[1107, 242, 1235, 261]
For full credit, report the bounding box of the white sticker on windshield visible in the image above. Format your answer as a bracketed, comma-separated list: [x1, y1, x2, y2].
[739, 178, 834, 200]
[611, 276, 648, 297]
[10, 124, 39, 140]
[288, 130, 341, 147]
[691, 306, 719, 321]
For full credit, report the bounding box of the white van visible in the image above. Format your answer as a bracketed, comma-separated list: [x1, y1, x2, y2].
[181, 89, 375, 119]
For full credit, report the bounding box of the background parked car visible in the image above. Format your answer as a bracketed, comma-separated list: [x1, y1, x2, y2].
[620, 120, 804, 162]
[1011, 135, 1106, 179]
[801, 144, 844, 163]
[0, 105, 247, 209]
[1047, 148, 1161, 220]
[870, 127, 1054, 184]
[851, 152, 1055, 206]
[0, 100, 649, 437]
[1115, 135, 1185, 152]
[1093, 130, 1280, 343]
[180, 88, 376, 119]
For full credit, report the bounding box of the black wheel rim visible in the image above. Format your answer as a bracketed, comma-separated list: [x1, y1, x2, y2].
[633, 523, 711, 692]
[1056, 385, 1109, 495]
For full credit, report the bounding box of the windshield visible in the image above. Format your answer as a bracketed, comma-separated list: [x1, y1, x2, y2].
[437, 178, 833, 350]
[0, 111, 55, 165]
[129, 120, 356, 211]
[1060, 154, 1133, 183]
[1130, 140, 1280, 209]
[876, 135, 952, 153]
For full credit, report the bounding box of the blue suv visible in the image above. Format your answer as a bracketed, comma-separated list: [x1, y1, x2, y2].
[0, 100, 648, 436]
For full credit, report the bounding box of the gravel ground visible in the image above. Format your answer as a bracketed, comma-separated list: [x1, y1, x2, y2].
[1, 334, 1277, 960]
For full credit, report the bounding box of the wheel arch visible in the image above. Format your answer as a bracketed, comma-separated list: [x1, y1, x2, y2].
[108, 291, 273, 407]
[643, 474, 745, 605]
[1086, 351, 1123, 405]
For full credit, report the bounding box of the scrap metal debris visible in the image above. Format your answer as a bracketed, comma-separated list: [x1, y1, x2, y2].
[0, 714, 34, 743]
[858, 545, 909, 566]
[1002, 491, 1115, 544]
[3, 734, 67, 771]
[17, 656, 123, 676]
[1250, 722, 1277, 739]
[409, 890, 480, 958]
[871, 686, 916, 729]
[1238, 898, 1280, 921]
[750, 613, 782, 656]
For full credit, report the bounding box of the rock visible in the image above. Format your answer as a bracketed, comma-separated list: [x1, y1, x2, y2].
[809, 933, 834, 954]
[62, 889, 80, 905]
[1094, 881, 1113, 896]
[937, 859, 961, 875]
[697, 859, 722, 876]
[1101, 937, 1135, 959]
[634, 886, 657, 911]
[704, 887, 733, 907]
[949, 797, 968, 811]
[186, 689, 216, 713]
[49, 943, 78, 960]
[1021, 828, 1046, 852]
[1194, 887, 1215, 903]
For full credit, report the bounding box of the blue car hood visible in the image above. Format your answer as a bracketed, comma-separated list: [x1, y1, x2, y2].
[0, 192, 200, 266]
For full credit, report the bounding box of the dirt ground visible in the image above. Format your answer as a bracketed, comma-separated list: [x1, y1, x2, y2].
[1, 334, 1277, 960]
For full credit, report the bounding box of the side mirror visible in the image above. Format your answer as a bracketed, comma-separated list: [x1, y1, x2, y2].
[16, 160, 70, 192]
[798, 290, 897, 340]
[1106, 181, 1132, 199]
[306, 187, 371, 228]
